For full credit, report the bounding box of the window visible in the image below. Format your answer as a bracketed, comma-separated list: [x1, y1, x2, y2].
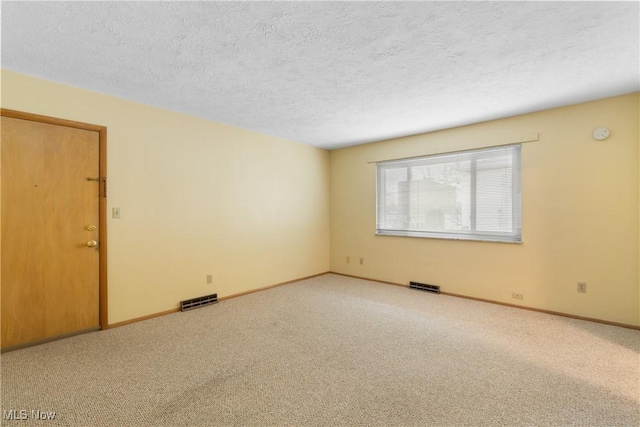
[376, 145, 521, 243]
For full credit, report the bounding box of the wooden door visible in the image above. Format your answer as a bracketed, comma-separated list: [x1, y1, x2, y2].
[1, 114, 103, 349]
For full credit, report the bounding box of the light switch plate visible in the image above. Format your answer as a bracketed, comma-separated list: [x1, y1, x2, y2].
[112, 207, 121, 219]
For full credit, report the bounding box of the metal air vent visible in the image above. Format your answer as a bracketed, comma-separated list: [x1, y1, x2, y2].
[409, 281, 440, 294]
[181, 293, 218, 311]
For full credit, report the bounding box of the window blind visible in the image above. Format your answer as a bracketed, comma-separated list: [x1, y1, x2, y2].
[376, 145, 521, 243]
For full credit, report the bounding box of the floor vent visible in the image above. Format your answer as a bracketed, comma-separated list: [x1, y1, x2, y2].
[181, 293, 218, 311]
[410, 281, 440, 294]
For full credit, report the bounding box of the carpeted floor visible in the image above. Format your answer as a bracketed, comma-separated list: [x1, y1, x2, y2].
[1, 274, 639, 426]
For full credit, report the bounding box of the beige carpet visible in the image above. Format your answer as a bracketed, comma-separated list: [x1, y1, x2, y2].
[1, 274, 639, 426]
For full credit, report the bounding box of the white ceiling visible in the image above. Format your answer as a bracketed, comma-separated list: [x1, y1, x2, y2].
[2, 1, 639, 150]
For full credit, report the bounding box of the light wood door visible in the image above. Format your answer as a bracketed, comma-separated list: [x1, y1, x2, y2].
[1, 116, 100, 349]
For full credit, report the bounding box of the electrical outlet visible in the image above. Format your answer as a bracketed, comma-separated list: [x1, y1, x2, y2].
[346, 256, 350, 263]
[511, 292, 524, 300]
[577, 282, 587, 293]
[359, 258, 364, 265]
[206, 274, 213, 285]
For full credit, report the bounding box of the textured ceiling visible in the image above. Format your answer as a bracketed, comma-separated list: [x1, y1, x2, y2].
[2, 1, 639, 149]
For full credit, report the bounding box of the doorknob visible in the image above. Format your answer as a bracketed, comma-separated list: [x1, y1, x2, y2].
[86, 240, 98, 248]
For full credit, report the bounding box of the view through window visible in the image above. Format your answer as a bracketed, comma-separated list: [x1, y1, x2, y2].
[376, 145, 521, 243]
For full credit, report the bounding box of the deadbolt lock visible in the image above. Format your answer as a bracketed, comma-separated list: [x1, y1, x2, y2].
[86, 225, 97, 231]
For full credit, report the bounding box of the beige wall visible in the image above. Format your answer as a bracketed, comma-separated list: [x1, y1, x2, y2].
[2, 69, 638, 327]
[1, 70, 331, 324]
[331, 93, 640, 326]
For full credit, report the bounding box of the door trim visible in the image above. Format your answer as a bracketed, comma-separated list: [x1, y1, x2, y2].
[1, 108, 108, 329]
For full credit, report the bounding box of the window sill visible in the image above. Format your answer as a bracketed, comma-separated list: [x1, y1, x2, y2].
[375, 230, 522, 244]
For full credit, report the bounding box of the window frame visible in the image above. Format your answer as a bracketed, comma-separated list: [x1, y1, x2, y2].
[375, 145, 522, 243]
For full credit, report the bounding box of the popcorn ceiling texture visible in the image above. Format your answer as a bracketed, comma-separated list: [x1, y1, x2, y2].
[2, 2, 639, 149]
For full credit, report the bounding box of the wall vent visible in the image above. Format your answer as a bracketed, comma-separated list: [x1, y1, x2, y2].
[181, 293, 218, 311]
[410, 281, 440, 294]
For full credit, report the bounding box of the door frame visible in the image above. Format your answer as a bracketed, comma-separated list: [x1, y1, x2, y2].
[1, 108, 108, 329]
